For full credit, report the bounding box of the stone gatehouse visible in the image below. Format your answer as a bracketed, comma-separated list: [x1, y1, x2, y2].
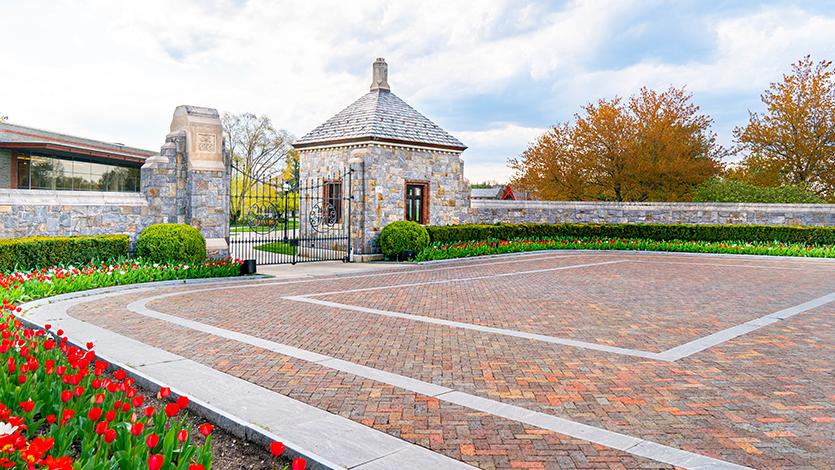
[293, 58, 471, 254]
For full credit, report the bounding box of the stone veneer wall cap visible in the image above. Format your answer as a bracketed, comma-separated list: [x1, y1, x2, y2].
[471, 199, 835, 213]
[0, 189, 148, 207]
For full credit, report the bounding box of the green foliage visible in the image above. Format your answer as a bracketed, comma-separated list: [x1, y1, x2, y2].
[426, 222, 835, 246]
[379, 221, 430, 258]
[135, 224, 206, 263]
[416, 236, 834, 261]
[0, 235, 129, 272]
[693, 178, 824, 203]
[1, 259, 242, 304]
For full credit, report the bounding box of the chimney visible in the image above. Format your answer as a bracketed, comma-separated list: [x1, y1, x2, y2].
[370, 57, 390, 92]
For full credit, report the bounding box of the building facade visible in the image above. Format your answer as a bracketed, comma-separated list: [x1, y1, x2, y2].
[0, 122, 153, 192]
[293, 58, 471, 254]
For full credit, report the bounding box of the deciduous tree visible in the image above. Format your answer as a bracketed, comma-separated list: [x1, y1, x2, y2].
[222, 112, 297, 222]
[735, 56, 835, 199]
[511, 86, 724, 201]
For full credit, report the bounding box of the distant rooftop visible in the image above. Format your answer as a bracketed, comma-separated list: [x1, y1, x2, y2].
[294, 58, 466, 151]
[0, 121, 156, 163]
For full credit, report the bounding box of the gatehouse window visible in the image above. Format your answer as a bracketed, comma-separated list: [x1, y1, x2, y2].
[324, 181, 342, 224]
[405, 182, 429, 224]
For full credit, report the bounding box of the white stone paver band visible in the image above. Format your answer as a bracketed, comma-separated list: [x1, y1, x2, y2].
[120, 293, 754, 469]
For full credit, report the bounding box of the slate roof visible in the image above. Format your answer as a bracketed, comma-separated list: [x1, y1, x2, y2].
[0, 121, 156, 163]
[471, 186, 504, 199]
[294, 89, 466, 151]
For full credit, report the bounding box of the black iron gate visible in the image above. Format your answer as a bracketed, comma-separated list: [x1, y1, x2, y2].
[229, 164, 352, 265]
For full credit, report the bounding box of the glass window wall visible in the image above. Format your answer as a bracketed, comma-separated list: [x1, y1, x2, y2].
[16, 153, 140, 192]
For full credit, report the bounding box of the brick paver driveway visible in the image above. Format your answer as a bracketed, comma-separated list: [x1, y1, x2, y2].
[67, 252, 834, 469]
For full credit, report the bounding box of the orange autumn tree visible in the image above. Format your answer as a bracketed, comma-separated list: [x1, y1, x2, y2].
[511, 86, 724, 201]
[734, 56, 835, 199]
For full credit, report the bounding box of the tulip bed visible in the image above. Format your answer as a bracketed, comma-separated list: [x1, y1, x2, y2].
[414, 236, 835, 261]
[0, 259, 244, 306]
[0, 301, 307, 469]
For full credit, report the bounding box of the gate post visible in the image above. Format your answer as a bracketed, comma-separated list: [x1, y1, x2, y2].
[167, 105, 230, 258]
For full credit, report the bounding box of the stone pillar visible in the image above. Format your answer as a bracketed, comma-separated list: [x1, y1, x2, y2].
[142, 105, 230, 258]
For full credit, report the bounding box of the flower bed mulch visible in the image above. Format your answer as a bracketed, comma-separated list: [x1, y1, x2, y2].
[415, 236, 835, 261]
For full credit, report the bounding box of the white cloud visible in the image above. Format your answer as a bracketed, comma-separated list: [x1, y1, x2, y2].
[457, 124, 546, 182]
[1, 0, 833, 178]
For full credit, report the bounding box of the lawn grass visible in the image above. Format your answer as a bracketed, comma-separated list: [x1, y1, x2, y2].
[254, 241, 298, 255]
[230, 220, 298, 234]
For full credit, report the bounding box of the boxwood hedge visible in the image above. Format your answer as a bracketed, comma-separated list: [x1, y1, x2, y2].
[0, 235, 130, 272]
[134, 223, 206, 263]
[425, 223, 835, 245]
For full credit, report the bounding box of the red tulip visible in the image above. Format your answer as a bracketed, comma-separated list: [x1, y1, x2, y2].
[95, 421, 108, 435]
[132, 396, 145, 408]
[104, 410, 116, 422]
[104, 429, 117, 444]
[177, 429, 188, 443]
[292, 458, 306, 470]
[86, 341, 94, 350]
[44, 323, 51, 330]
[60, 408, 75, 425]
[145, 433, 160, 449]
[148, 454, 164, 470]
[113, 369, 126, 381]
[144, 406, 155, 418]
[45, 414, 56, 425]
[18, 400, 35, 412]
[17, 374, 26, 384]
[164, 403, 179, 417]
[198, 423, 213, 437]
[88, 407, 103, 421]
[158, 387, 171, 399]
[73, 385, 84, 397]
[56, 329, 64, 336]
[176, 396, 189, 409]
[188, 465, 205, 470]
[131, 422, 145, 436]
[270, 441, 286, 456]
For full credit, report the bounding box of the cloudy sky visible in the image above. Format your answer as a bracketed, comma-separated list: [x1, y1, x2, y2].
[2, 0, 834, 183]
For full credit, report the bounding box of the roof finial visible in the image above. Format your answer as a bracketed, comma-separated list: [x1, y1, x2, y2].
[370, 57, 390, 92]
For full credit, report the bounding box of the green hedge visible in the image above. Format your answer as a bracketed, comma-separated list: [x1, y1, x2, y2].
[134, 223, 206, 263]
[426, 223, 835, 245]
[379, 221, 430, 259]
[0, 235, 130, 272]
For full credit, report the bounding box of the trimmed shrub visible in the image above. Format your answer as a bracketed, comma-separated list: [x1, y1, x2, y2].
[379, 221, 430, 259]
[0, 235, 129, 272]
[426, 223, 835, 245]
[134, 223, 206, 263]
[693, 178, 824, 203]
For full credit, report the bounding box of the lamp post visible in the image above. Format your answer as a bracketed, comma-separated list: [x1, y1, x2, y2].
[282, 181, 290, 243]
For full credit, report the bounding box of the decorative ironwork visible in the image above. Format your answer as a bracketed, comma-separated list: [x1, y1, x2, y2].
[308, 202, 339, 233]
[229, 163, 352, 265]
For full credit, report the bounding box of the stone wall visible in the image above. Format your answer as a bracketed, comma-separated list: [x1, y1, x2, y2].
[0, 189, 159, 239]
[299, 142, 470, 254]
[469, 200, 835, 226]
